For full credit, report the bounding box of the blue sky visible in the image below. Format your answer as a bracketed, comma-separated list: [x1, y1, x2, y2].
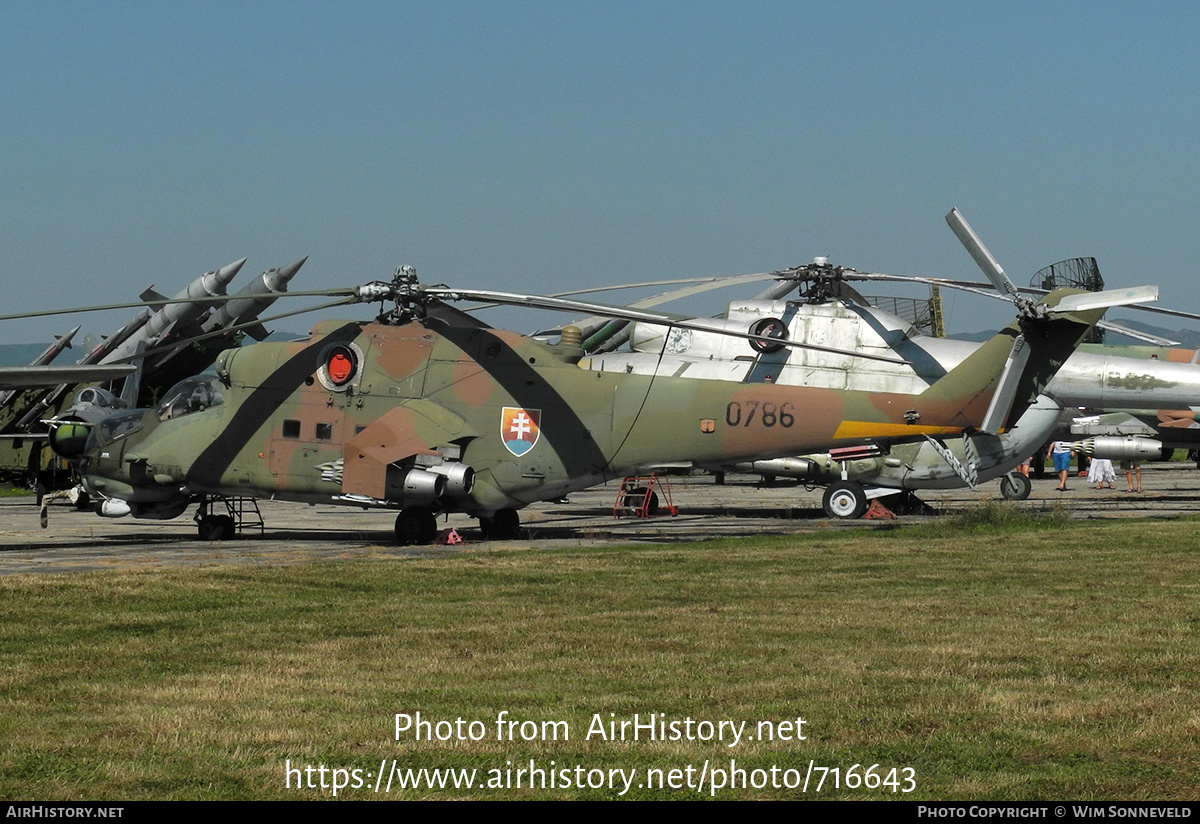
[4, 1, 1199, 346]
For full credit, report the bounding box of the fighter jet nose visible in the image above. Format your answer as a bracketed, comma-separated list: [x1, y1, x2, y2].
[48, 421, 92, 460]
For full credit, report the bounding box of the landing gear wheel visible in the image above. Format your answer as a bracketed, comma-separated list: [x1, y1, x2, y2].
[480, 508, 520, 540]
[823, 481, 868, 519]
[198, 514, 234, 541]
[395, 506, 437, 545]
[999, 473, 1032, 501]
[622, 489, 659, 515]
[890, 490, 934, 516]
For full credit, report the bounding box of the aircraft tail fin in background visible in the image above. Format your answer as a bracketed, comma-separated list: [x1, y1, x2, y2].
[914, 287, 1150, 435]
[117, 341, 147, 409]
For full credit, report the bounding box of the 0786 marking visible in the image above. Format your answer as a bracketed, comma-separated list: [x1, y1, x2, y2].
[725, 401, 795, 428]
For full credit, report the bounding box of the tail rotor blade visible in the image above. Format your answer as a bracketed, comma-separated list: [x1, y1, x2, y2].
[1052, 285, 1158, 313]
[945, 208, 1022, 301]
[979, 333, 1031, 434]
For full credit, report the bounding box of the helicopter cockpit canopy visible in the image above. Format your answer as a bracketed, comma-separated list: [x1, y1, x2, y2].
[156, 375, 226, 422]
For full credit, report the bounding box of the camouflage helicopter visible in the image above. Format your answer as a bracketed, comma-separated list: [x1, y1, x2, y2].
[38, 249, 1137, 543]
[570, 210, 1184, 516]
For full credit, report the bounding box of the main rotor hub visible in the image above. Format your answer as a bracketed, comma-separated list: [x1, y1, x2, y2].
[357, 265, 430, 324]
[775, 259, 859, 304]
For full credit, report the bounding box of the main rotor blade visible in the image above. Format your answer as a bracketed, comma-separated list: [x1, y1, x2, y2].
[1095, 320, 1179, 346]
[627, 274, 783, 308]
[846, 271, 1011, 303]
[549, 272, 778, 300]
[841, 271, 1026, 293]
[422, 287, 911, 364]
[0, 287, 355, 323]
[533, 274, 785, 340]
[1117, 302, 1200, 323]
[470, 271, 780, 315]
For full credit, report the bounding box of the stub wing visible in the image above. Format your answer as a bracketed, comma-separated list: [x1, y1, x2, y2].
[340, 401, 476, 502]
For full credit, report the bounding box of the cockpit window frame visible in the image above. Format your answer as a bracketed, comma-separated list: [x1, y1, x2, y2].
[156, 375, 227, 422]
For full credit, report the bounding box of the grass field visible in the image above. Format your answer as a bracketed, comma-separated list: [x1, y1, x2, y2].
[2, 508, 1198, 800]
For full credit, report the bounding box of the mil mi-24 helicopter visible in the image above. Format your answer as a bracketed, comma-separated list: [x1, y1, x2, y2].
[573, 209, 1187, 517]
[39, 242, 1147, 543]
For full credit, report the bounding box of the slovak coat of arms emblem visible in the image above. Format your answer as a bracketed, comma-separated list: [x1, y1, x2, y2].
[501, 407, 542, 456]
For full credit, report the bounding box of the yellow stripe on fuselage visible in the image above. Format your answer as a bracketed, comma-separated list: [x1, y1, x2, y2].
[832, 422, 965, 440]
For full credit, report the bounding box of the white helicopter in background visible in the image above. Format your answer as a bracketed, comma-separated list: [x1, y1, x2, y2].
[569, 209, 1198, 517]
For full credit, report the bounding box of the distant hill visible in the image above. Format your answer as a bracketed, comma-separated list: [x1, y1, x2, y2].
[954, 329, 999, 343]
[952, 317, 1200, 348]
[1104, 317, 1200, 348]
[0, 343, 53, 367]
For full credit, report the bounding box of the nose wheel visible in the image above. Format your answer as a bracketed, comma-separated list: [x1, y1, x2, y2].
[479, 508, 520, 540]
[198, 514, 236, 541]
[194, 497, 264, 540]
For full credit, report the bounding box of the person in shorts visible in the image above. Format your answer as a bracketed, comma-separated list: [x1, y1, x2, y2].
[1047, 440, 1073, 491]
[1122, 458, 1142, 493]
